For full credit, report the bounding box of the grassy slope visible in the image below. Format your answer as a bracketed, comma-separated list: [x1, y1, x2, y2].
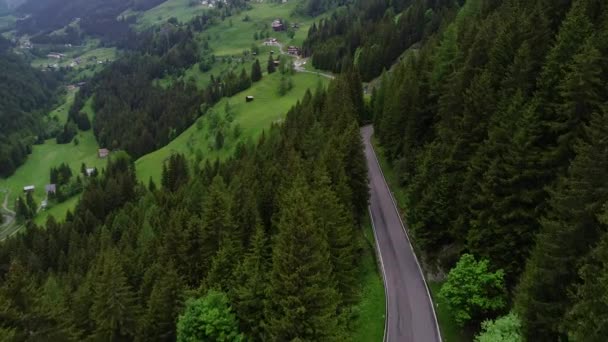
[136, 70, 327, 182]
[31, 42, 117, 70]
[352, 216, 386, 342]
[137, 0, 208, 29]
[0, 91, 105, 212]
[204, 2, 317, 57]
[371, 138, 470, 342]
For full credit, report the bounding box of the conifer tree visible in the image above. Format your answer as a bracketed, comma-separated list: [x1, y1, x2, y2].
[267, 54, 276, 74]
[311, 168, 359, 306]
[91, 249, 139, 340]
[516, 107, 608, 340]
[265, 177, 340, 341]
[251, 59, 262, 82]
[140, 265, 183, 341]
[232, 224, 270, 340]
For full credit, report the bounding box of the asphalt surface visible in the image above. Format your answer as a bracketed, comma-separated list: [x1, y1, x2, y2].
[362, 125, 441, 342]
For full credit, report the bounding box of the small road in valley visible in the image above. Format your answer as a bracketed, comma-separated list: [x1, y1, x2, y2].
[362, 125, 441, 342]
[272, 42, 335, 79]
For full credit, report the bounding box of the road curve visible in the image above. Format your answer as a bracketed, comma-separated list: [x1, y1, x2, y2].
[362, 125, 441, 342]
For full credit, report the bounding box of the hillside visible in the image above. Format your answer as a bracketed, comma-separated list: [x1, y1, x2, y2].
[370, 0, 608, 340]
[0, 36, 60, 177]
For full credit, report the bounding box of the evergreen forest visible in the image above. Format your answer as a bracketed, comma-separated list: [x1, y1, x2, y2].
[2, 0, 608, 340]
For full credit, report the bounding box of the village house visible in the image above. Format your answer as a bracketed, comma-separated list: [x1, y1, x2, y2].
[263, 38, 278, 46]
[287, 46, 301, 56]
[272, 19, 284, 31]
[45, 184, 57, 194]
[246, 95, 254, 102]
[23, 185, 35, 193]
[47, 53, 65, 59]
[98, 148, 110, 158]
[86, 168, 96, 177]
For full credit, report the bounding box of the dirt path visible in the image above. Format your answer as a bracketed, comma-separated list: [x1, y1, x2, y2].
[272, 41, 335, 80]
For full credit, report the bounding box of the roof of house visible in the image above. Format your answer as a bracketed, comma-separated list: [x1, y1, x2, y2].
[24, 185, 35, 191]
[45, 184, 56, 193]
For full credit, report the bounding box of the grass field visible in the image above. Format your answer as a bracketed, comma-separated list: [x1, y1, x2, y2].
[34, 194, 80, 225]
[136, 70, 327, 182]
[0, 92, 105, 213]
[136, 0, 208, 29]
[203, 2, 317, 57]
[31, 39, 117, 71]
[0, 14, 15, 31]
[352, 216, 386, 341]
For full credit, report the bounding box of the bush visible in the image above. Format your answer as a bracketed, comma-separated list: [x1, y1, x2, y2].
[439, 253, 507, 326]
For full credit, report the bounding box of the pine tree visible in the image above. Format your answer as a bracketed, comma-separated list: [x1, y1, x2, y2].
[251, 59, 262, 82]
[267, 54, 276, 74]
[232, 224, 270, 340]
[515, 107, 608, 341]
[565, 206, 608, 341]
[139, 265, 183, 341]
[311, 168, 359, 306]
[91, 249, 139, 340]
[265, 177, 340, 341]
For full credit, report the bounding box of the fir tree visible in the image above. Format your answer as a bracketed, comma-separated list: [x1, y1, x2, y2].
[251, 59, 262, 82]
[265, 177, 340, 341]
[267, 54, 276, 74]
[91, 249, 139, 340]
[516, 107, 608, 341]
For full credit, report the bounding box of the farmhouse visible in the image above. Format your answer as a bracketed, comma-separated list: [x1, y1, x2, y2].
[287, 46, 301, 56]
[47, 53, 65, 59]
[246, 96, 254, 102]
[263, 38, 278, 46]
[86, 168, 96, 177]
[45, 184, 57, 194]
[272, 19, 284, 31]
[23, 185, 35, 193]
[98, 148, 110, 158]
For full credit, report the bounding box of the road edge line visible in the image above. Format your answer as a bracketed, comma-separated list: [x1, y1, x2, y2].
[368, 207, 389, 342]
[368, 134, 443, 342]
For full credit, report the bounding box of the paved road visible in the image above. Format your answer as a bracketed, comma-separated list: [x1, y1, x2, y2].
[362, 125, 441, 342]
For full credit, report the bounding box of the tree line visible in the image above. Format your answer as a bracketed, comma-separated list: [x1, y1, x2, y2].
[372, 0, 608, 339]
[302, 0, 455, 81]
[0, 36, 61, 178]
[0, 75, 370, 341]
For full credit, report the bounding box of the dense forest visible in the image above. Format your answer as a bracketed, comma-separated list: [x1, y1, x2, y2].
[0, 75, 369, 341]
[67, 15, 255, 158]
[15, 0, 166, 43]
[302, 0, 456, 80]
[372, 0, 608, 339]
[0, 36, 60, 177]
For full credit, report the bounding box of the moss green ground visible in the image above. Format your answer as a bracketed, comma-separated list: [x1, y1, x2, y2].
[136, 0, 208, 29]
[32, 45, 116, 70]
[352, 216, 386, 341]
[371, 138, 470, 342]
[136, 70, 327, 182]
[0, 91, 105, 213]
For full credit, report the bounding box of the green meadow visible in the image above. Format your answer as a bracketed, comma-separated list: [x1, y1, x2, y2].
[203, 1, 317, 57]
[136, 70, 327, 182]
[0, 91, 105, 212]
[136, 0, 209, 29]
[31, 40, 117, 71]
